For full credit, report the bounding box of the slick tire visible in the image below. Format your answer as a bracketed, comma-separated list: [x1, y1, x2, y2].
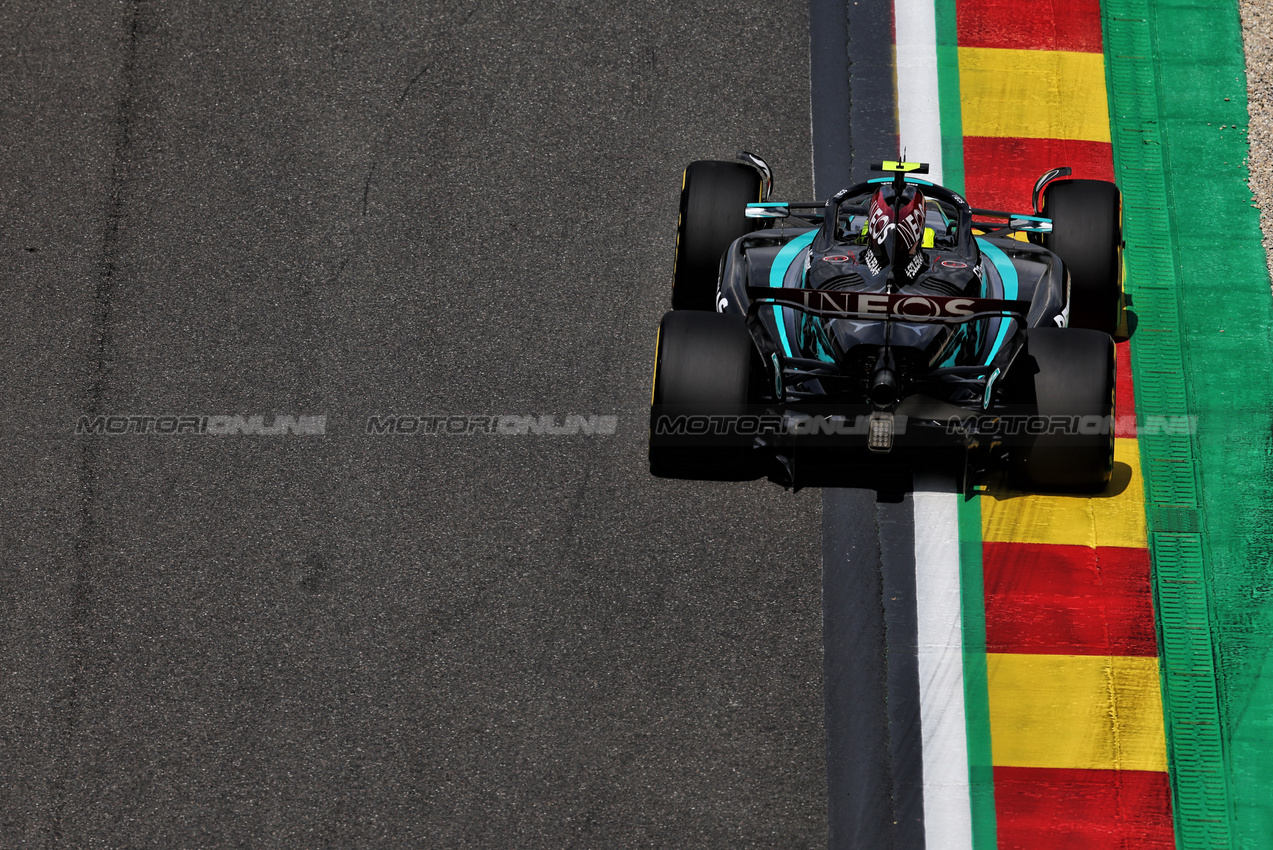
[649, 310, 756, 478]
[672, 160, 763, 311]
[1008, 327, 1115, 493]
[1040, 179, 1123, 336]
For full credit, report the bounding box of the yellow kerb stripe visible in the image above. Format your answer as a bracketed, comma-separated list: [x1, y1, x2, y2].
[981, 438, 1146, 548]
[959, 47, 1111, 142]
[988, 653, 1168, 772]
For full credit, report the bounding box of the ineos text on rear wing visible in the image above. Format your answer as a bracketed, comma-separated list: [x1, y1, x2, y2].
[745, 287, 1031, 323]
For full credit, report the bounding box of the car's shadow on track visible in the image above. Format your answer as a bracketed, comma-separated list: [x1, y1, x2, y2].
[765, 449, 964, 499]
[1121, 307, 1139, 339]
[650, 450, 921, 499]
[660, 452, 1135, 502]
[766, 452, 1137, 502]
[975, 460, 1134, 501]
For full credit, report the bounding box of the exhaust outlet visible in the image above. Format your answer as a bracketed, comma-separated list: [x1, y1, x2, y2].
[869, 366, 898, 408]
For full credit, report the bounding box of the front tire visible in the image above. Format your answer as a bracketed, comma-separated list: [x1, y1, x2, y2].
[672, 160, 762, 311]
[1040, 179, 1122, 336]
[649, 311, 756, 478]
[1007, 327, 1115, 492]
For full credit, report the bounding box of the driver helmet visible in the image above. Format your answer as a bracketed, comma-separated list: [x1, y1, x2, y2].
[865, 185, 928, 280]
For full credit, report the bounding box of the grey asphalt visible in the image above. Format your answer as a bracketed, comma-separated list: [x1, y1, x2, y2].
[0, 1, 826, 846]
[809, 2, 926, 846]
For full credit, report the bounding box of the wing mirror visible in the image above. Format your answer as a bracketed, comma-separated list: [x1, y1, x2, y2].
[1031, 166, 1073, 214]
[746, 203, 790, 219]
[737, 151, 774, 200]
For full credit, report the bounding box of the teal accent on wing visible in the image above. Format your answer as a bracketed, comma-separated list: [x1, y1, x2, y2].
[983, 368, 1001, 409]
[768, 229, 818, 358]
[801, 313, 837, 364]
[867, 177, 935, 186]
[939, 326, 964, 367]
[976, 237, 1018, 364]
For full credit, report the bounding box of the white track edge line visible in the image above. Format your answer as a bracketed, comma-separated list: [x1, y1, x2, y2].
[895, 0, 944, 182]
[913, 477, 974, 850]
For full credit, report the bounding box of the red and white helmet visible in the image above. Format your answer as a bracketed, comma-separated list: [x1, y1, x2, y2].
[866, 185, 927, 273]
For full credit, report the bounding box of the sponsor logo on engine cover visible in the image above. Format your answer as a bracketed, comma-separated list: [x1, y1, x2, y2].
[746, 287, 1031, 321]
[903, 253, 924, 278]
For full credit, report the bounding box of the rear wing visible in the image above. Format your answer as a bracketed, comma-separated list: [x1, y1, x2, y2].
[745, 287, 1030, 324]
[748, 202, 1052, 236]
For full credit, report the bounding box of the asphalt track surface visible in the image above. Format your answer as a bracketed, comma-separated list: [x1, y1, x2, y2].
[0, 2, 827, 846]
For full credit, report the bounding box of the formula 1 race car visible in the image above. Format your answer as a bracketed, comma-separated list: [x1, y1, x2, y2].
[649, 155, 1122, 491]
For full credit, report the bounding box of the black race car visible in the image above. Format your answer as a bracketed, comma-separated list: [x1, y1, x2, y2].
[649, 155, 1123, 491]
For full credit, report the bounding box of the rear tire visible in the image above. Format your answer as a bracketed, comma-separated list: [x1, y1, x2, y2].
[1040, 179, 1122, 336]
[1007, 327, 1115, 492]
[672, 160, 762, 311]
[649, 311, 756, 478]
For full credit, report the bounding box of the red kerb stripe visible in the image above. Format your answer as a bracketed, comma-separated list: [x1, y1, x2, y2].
[983, 543, 1158, 655]
[957, 0, 1104, 52]
[962, 136, 1115, 213]
[995, 766, 1174, 849]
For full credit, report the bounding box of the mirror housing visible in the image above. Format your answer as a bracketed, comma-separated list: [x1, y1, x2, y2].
[745, 202, 790, 219]
[737, 151, 774, 200]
